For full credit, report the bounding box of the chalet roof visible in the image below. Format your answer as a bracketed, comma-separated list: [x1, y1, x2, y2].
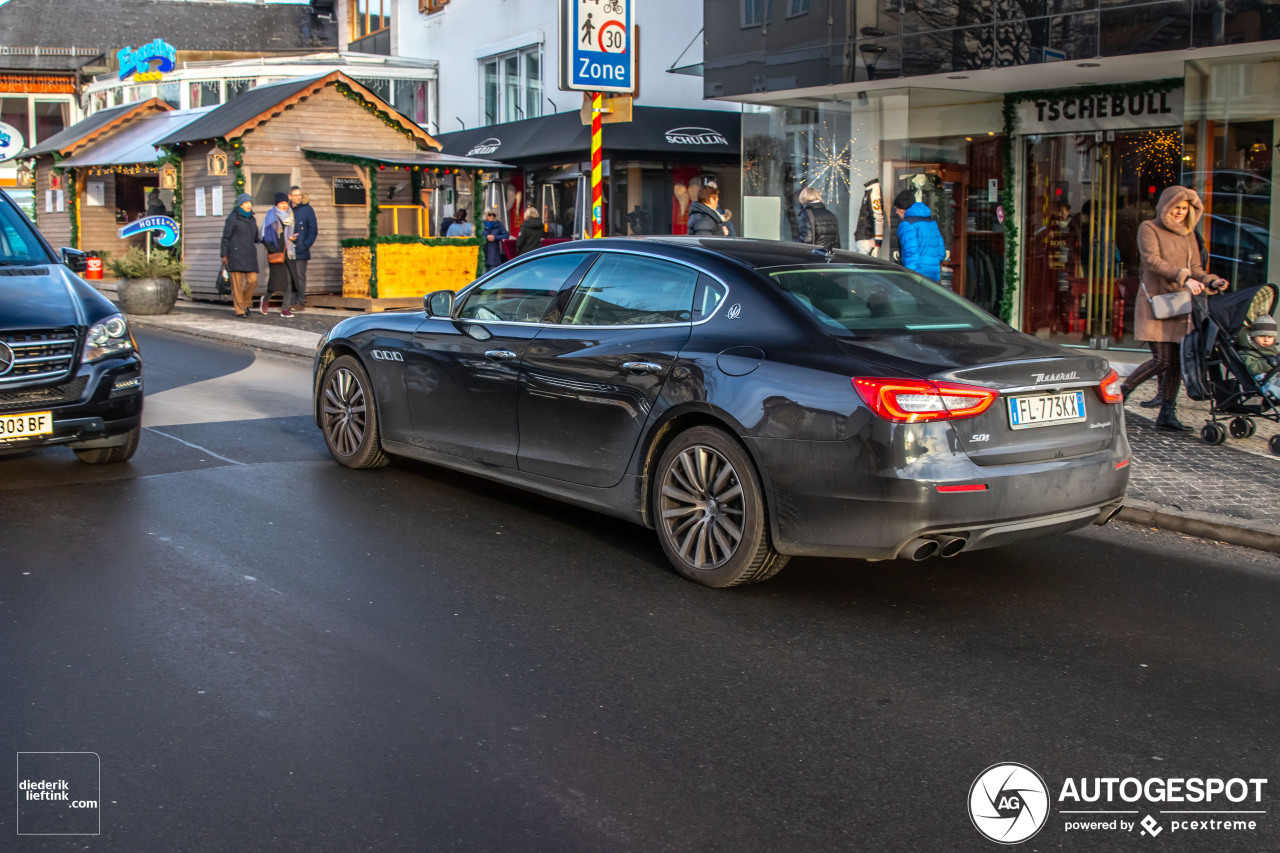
[60, 108, 216, 168]
[21, 99, 172, 159]
[0, 0, 335, 73]
[157, 72, 437, 150]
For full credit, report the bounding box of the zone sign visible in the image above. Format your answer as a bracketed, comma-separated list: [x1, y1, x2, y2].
[559, 0, 636, 94]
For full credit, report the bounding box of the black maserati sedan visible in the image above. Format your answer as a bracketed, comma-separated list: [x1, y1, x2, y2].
[313, 237, 1128, 587]
[0, 189, 142, 463]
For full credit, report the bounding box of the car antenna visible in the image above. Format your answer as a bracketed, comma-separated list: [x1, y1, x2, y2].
[810, 241, 838, 262]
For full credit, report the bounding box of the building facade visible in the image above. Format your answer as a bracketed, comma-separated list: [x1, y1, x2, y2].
[705, 0, 1280, 350]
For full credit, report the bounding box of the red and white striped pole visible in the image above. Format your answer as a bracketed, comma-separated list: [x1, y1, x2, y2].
[591, 91, 603, 238]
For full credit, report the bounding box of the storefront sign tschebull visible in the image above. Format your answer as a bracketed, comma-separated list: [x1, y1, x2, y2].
[1018, 87, 1184, 135]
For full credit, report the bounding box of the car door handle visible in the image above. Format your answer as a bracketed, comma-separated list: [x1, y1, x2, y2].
[485, 349, 518, 361]
[622, 361, 663, 374]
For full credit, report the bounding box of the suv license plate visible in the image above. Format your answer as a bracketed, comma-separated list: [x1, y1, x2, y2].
[1007, 392, 1086, 430]
[0, 411, 53, 441]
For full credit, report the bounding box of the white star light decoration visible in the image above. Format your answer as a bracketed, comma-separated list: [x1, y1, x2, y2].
[798, 126, 854, 204]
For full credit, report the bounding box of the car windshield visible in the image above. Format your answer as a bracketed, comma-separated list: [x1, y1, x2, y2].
[0, 193, 50, 265]
[767, 265, 1001, 335]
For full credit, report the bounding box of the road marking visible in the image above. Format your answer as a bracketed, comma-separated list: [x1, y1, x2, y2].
[144, 427, 244, 465]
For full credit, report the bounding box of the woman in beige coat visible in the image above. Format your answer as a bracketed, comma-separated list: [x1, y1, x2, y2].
[1119, 186, 1227, 431]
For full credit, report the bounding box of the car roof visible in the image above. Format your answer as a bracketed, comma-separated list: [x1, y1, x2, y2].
[588, 236, 903, 272]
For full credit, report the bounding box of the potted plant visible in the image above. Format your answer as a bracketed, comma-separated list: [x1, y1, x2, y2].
[107, 247, 187, 315]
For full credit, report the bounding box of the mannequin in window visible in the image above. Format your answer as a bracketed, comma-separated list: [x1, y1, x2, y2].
[854, 178, 883, 255]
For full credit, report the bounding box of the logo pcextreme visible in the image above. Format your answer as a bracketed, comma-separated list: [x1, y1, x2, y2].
[969, 763, 1050, 844]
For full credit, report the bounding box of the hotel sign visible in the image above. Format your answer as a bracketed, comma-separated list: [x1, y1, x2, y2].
[1019, 87, 1184, 134]
[118, 39, 177, 83]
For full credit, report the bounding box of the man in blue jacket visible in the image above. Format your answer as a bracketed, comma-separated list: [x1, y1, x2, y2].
[893, 190, 946, 282]
[289, 186, 318, 309]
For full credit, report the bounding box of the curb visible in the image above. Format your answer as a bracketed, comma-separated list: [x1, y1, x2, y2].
[127, 315, 320, 359]
[1118, 499, 1280, 554]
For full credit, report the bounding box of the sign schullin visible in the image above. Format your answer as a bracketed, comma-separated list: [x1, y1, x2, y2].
[559, 0, 636, 95]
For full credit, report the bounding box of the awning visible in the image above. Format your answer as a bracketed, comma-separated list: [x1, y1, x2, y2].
[434, 106, 740, 164]
[58, 107, 215, 168]
[302, 148, 513, 172]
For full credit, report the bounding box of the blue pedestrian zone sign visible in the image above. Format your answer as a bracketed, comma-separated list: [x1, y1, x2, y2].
[119, 215, 180, 247]
[559, 0, 635, 94]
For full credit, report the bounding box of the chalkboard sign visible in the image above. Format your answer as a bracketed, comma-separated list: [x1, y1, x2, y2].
[333, 177, 367, 207]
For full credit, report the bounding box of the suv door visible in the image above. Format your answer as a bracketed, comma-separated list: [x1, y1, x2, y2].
[405, 252, 592, 466]
[516, 252, 703, 487]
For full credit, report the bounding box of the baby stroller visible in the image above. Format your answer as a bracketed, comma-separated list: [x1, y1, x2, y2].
[1180, 282, 1280, 454]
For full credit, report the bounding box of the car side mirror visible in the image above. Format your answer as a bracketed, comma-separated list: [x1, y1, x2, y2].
[425, 290, 454, 317]
[61, 247, 88, 273]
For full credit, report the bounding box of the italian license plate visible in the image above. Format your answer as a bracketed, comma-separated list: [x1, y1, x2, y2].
[0, 411, 53, 441]
[1007, 391, 1086, 430]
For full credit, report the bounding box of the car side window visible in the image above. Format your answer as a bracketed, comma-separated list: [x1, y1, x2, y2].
[693, 274, 727, 321]
[457, 253, 588, 323]
[561, 254, 699, 326]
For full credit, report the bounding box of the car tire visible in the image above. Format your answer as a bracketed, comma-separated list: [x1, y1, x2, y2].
[73, 425, 140, 464]
[652, 426, 787, 588]
[319, 355, 388, 469]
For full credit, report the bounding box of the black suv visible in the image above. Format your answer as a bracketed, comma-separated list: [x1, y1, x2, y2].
[0, 188, 142, 463]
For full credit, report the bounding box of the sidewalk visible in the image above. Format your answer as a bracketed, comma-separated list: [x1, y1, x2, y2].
[125, 297, 1280, 554]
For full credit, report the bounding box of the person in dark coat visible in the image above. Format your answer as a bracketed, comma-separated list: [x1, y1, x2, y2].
[482, 208, 509, 270]
[289, 186, 317, 310]
[219, 193, 260, 318]
[515, 206, 544, 256]
[687, 186, 729, 237]
[260, 192, 301, 318]
[796, 186, 841, 248]
[893, 190, 945, 282]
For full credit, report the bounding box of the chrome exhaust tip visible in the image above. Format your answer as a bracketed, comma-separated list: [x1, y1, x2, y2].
[902, 537, 940, 561]
[936, 534, 969, 558]
[1094, 504, 1124, 526]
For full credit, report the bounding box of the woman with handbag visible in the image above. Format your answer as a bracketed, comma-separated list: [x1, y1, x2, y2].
[260, 192, 301, 318]
[1119, 186, 1227, 431]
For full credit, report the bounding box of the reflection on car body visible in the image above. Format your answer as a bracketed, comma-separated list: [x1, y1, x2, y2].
[313, 237, 1129, 588]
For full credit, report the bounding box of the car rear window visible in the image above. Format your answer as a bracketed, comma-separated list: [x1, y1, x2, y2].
[767, 265, 1001, 335]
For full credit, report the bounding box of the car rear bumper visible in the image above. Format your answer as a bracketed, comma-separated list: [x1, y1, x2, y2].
[746, 426, 1130, 560]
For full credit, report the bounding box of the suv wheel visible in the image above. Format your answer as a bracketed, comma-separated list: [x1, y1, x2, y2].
[73, 425, 140, 464]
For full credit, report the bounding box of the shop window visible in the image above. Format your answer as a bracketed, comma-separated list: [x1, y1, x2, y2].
[190, 81, 221, 108]
[33, 101, 68, 145]
[225, 79, 256, 101]
[1, 98, 28, 143]
[251, 173, 292, 209]
[479, 46, 542, 126]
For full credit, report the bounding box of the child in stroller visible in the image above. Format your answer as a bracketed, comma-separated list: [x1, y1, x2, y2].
[1239, 314, 1279, 401]
[1180, 282, 1280, 454]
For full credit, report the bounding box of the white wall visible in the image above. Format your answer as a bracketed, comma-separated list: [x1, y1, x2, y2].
[386, 0, 728, 133]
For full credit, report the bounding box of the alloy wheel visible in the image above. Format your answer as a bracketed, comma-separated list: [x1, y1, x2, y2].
[322, 367, 368, 458]
[658, 444, 746, 570]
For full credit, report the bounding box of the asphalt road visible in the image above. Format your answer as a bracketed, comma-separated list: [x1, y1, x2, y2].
[2, 329, 1279, 852]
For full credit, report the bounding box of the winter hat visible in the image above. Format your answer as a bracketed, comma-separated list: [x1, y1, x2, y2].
[273, 192, 289, 204]
[1248, 314, 1277, 339]
[235, 193, 252, 206]
[893, 190, 917, 211]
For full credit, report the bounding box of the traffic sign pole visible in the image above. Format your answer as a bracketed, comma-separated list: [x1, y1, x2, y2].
[591, 91, 603, 239]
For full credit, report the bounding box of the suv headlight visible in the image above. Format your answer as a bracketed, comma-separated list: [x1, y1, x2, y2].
[82, 313, 134, 363]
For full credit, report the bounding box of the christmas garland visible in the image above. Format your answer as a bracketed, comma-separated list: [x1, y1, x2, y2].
[335, 82, 421, 144]
[341, 235, 485, 248]
[49, 153, 78, 248]
[159, 147, 182, 253]
[368, 167, 379, 297]
[216, 138, 246, 196]
[998, 77, 1183, 324]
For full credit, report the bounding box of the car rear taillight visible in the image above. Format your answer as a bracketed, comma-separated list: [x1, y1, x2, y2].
[1096, 368, 1123, 405]
[853, 377, 998, 424]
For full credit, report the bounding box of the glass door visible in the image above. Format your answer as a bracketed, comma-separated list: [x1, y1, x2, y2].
[1023, 129, 1182, 349]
